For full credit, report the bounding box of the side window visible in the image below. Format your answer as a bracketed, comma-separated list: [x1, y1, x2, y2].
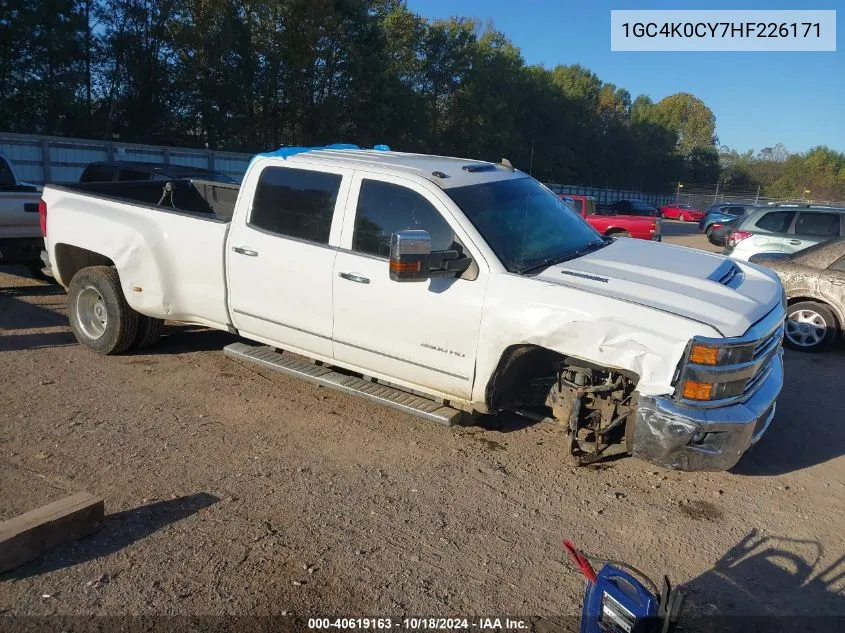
[80, 165, 115, 182]
[754, 211, 795, 233]
[727, 207, 745, 216]
[0, 159, 14, 186]
[117, 168, 152, 181]
[586, 200, 596, 215]
[569, 199, 584, 214]
[830, 254, 845, 273]
[794, 212, 841, 237]
[250, 167, 341, 244]
[352, 179, 455, 258]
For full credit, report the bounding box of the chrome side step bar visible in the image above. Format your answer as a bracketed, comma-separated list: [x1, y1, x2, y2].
[223, 342, 462, 427]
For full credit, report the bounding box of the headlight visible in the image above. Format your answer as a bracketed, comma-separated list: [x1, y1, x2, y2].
[677, 339, 758, 403]
[688, 341, 756, 366]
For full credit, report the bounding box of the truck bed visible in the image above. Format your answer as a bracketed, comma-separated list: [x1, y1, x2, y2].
[56, 178, 240, 222]
[43, 180, 236, 330]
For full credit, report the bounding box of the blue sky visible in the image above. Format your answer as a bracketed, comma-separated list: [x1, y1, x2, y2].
[405, 0, 843, 155]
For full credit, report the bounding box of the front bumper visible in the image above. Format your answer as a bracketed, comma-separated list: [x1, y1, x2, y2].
[631, 349, 783, 471]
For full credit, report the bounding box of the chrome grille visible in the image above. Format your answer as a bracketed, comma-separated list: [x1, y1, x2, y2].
[743, 321, 784, 400]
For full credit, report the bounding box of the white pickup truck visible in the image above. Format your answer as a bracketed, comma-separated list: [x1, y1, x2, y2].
[40, 146, 785, 471]
[0, 152, 44, 273]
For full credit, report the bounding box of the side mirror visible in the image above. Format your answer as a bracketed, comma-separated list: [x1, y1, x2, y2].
[389, 230, 432, 282]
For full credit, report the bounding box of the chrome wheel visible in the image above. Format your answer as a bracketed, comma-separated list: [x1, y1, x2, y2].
[76, 285, 108, 340]
[786, 309, 827, 348]
[679, 213, 688, 222]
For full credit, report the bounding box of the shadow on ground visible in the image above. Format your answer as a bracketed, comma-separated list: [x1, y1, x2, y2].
[2, 493, 219, 580]
[681, 529, 845, 631]
[733, 348, 845, 476]
[137, 324, 240, 355]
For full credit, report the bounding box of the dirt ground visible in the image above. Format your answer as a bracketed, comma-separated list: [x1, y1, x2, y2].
[1, 228, 844, 626]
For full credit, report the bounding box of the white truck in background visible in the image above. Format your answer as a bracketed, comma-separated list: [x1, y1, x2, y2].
[0, 152, 44, 275]
[39, 146, 786, 471]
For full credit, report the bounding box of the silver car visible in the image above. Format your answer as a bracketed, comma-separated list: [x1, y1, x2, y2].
[723, 204, 845, 261]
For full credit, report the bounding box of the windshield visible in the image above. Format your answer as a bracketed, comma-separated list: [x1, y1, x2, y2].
[446, 177, 604, 274]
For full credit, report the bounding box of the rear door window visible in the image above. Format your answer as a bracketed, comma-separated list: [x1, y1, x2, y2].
[249, 167, 342, 244]
[831, 254, 845, 273]
[0, 158, 15, 187]
[754, 211, 795, 233]
[725, 207, 745, 216]
[794, 212, 841, 237]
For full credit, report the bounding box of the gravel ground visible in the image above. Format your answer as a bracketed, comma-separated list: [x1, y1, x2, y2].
[1, 230, 844, 625]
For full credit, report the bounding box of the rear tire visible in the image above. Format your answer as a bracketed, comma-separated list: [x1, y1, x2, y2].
[133, 315, 166, 349]
[784, 301, 838, 353]
[67, 266, 138, 355]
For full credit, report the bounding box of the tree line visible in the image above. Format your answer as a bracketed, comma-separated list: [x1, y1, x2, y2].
[720, 144, 845, 203]
[2, 0, 737, 190]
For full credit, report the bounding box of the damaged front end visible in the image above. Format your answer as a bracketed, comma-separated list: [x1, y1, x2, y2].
[631, 305, 785, 471]
[546, 365, 638, 466]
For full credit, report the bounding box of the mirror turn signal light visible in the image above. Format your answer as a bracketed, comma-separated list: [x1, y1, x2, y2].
[682, 380, 714, 400]
[689, 343, 719, 365]
[389, 260, 421, 273]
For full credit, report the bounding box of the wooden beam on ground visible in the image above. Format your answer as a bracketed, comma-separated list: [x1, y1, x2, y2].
[0, 492, 104, 573]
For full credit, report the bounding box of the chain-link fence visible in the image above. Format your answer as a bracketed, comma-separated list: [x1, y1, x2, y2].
[547, 181, 845, 210]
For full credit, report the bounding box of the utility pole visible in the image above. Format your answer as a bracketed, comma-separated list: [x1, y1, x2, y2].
[754, 185, 760, 205]
[713, 181, 720, 203]
[529, 140, 535, 177]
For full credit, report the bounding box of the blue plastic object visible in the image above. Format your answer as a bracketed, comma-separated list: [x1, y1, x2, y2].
[257, 143, 361, 160]
[373, 144, 391, 151]
[581, 563, 659, 633]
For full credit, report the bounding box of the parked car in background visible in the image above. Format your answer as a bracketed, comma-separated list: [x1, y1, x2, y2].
[600, 199, 660, 217]
[750, 239, 845, 352]
[80, 161, 239, 184]
[659, 203, 703, 222]
[0, 152, 44, 276]
[560, 195, 661, 241]
[724, 205, 845, 261]
[699, 204, 752, 235]
[707, 222, 737, 247]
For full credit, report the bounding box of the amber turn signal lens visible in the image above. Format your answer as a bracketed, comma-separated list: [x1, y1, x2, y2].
[389, 260, 421, 273]
[689, 344, 719, 365]
[682, 380, 713, 400]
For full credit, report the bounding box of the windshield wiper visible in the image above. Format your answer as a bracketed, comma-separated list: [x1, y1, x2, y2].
[518, 239, 610, 275]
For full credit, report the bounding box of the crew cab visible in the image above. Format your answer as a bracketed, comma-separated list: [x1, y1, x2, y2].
[561, 194, 661, 241]
[40, 146, 785, 471]
[0, 152, 43, 274]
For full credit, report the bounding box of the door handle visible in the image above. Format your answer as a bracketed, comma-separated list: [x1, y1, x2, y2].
[788, 240, 802, 245]
[232, 246, 259, 257]
[339, 272, 370, 284]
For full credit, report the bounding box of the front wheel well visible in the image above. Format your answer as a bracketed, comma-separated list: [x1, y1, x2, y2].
[54, 244, 115, 287]
[485, 344, 640, 411]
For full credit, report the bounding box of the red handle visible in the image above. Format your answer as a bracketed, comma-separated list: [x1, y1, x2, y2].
[563, 539, 598, 585]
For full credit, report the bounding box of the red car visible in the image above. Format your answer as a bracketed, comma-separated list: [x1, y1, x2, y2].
[659, 204, 704, 222]
[561, 195, 661, 241]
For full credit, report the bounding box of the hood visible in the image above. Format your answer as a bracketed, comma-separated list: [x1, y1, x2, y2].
[534, 238, 781, 337]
